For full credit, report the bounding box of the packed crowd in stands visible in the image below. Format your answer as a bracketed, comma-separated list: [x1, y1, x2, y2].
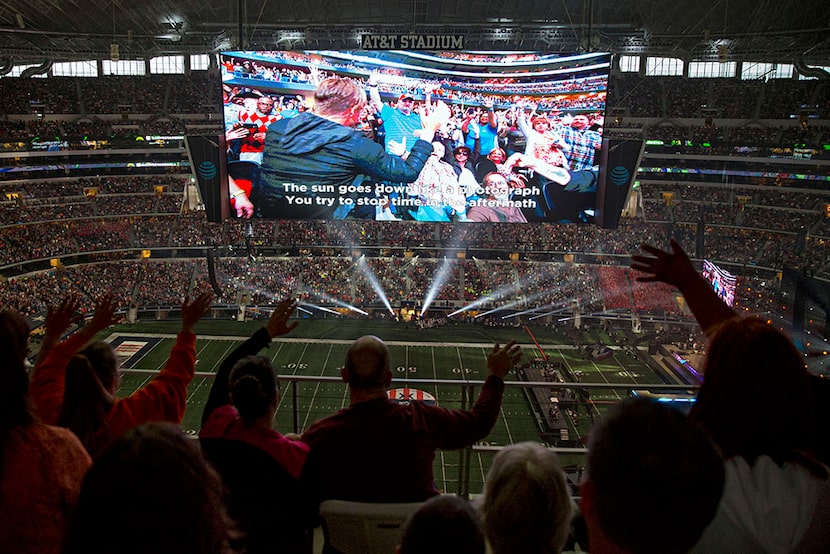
[4, 235, 829, 554]
[0, 67, 828, 136]
[611, 73, 830, 120]
[4, 175, 830, 272]
[2, 63, 830, 554]
[0, 251, 699, 319]
[0, 71, 828, 321]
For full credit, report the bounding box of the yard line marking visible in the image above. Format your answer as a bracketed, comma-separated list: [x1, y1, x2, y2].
[439, 450, 448, 492]
[187, 339, 236, 405]
[269, 341, 286, 367]
[456, 347, 465, 381]
[610, 353, 641, 385]
[276, 342, 307, 412]
[476, 449, 487, 485]
[587, 358, 623, 399]
[207, 340, 235, 375]
[500, 405, 514, 445]
[300, 343, 334, 431]
[340, 382, 350, 410]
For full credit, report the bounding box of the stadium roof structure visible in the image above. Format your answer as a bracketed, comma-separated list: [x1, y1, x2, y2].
[0, 0, 828, 67]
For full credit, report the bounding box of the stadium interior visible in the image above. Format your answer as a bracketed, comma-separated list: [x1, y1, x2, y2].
[2, 2, 830, 552]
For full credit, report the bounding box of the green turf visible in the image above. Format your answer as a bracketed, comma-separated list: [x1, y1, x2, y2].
[109, 318, 669, 494]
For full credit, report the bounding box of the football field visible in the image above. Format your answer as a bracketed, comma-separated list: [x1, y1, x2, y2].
[108, 318, 669, 494]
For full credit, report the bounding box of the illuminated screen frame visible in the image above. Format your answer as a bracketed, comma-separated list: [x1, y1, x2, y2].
[702, 259, 737, 307]
[212, 50, 611, 224]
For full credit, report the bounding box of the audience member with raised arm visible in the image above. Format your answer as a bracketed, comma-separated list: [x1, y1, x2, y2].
[0, 309, 91, 554]
[631, 240, 830, 553]
[30, 292, 213, 458]
[200, 298, 315, 554]
[301, 337, 522, 505]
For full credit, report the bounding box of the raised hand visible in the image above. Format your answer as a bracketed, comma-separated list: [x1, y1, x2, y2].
[486, 340, 522, 379]
[43, 295, 83, 339]
[630, 239, 698, 288]
[631, 239, 738, 333]
[234, 193, 254, 219]
[308, 65, 322, 86]
[86, 293, 120, 335]
[424, 100, 451, 131]
[225, 127, 249, 141]
[387, 138, 407, 158]
[265, 298, 299, 338]
[180, 292, 213, 333]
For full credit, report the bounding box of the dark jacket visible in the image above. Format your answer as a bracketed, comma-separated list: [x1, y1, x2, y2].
[254, 112, 433, 219]
[200, 328, 314, 554]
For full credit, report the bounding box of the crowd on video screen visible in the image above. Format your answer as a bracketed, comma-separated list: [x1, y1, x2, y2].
[219, 50, 609, 224]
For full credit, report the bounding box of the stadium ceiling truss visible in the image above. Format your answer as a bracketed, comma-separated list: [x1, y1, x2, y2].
[0, 0, 828, 67]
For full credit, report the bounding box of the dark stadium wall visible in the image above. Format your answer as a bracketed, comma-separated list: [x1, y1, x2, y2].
[186, 134, 227, 222]
[595, 138, 644, 229]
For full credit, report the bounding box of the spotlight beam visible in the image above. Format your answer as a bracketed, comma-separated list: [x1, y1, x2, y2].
[356, 256, 395, 316]
[300, 302, 341, 315]
[475, 297, 528, 318]
[529, 306, 579, 321]
[502, 304, 571, 320]
[421, 257, 456, 316]
[296, 286, 368, 316]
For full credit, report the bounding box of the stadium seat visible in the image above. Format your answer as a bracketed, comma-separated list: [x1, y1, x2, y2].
[319, 499, 423, 554]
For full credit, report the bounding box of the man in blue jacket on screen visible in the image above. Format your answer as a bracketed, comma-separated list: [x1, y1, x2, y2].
[253, 77, 450, 220]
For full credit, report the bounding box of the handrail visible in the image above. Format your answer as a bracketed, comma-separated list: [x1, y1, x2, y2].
[142, 368, 697, 497]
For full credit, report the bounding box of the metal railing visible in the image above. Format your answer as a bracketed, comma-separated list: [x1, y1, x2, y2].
[174, 370, 700, 497]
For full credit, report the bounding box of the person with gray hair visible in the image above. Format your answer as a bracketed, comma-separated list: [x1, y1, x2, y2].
[301, 336, 522, 505]
[476, 442, 572, 554]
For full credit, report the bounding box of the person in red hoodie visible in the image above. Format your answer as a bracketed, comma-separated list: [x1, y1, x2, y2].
[30, 291, 212, 459]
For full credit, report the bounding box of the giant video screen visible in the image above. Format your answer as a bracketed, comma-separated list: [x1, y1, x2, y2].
[214, 50, 610, 224]
[702, 259, 737, 307]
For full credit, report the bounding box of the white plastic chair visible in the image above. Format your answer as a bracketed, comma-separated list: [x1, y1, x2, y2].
[319, 499, 424, 554]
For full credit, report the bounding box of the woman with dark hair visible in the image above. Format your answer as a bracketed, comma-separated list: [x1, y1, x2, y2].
[63, 422, 232, 554]
[632, 240, 830, 553]
[200, 298, 315, 554]
[30, 292, 213, 458]
[0, 309, 91, 554]
[398, 495, 485, 554]
[690, 317, 820, 470]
